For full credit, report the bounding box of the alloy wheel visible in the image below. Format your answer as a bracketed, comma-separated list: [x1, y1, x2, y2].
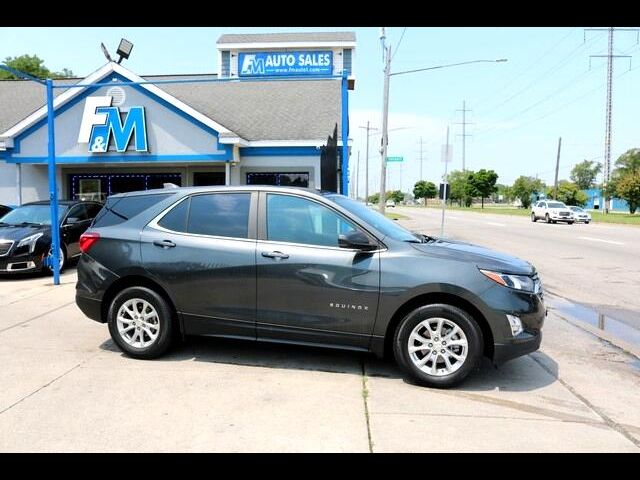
[407, 317, 468, 377]
[116, 298, 161, 348]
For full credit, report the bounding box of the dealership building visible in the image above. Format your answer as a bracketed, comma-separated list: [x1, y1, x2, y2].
[0, 31, 355, 205]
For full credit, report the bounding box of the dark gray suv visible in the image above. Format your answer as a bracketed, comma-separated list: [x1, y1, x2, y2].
[75, 186, 545, 388]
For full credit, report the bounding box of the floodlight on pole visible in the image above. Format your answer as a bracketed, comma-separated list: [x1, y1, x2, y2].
[116, 38, 134, 64]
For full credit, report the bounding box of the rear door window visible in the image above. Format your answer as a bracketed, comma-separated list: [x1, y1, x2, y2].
[187, 193, 251, 239]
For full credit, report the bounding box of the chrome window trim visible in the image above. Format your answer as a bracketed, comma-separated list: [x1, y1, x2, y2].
[147, 193, 256, 244]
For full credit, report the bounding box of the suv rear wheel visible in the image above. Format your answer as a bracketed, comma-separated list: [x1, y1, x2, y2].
[393, 303, 483, 388]
[531, 212, 537, 222]
[107, 286, 173, 359]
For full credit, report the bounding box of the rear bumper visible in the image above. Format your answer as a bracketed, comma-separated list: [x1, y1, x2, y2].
[75, 292, 103, 323]
[493, 330, 542, 365]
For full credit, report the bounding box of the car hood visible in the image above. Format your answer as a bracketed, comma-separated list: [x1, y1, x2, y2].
[409, 237, 535, 275]
[0, 224, 50, 242]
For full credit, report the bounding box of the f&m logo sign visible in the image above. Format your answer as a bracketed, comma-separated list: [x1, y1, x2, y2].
[78, 96, 148, 153]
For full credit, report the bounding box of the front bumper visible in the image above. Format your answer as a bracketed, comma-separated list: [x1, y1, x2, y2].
[0, 252, 46, 273]
[493, 330, 543, 365]
[550, 214, 574, 222]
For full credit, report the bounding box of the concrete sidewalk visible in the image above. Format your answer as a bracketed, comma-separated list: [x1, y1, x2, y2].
[0, 271, 638, 452]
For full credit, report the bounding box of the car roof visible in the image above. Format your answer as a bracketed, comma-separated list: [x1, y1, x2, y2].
[107, 185, 338, 200]
[22, 200, 101, 206]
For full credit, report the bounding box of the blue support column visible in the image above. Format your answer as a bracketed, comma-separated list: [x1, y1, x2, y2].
[341, 71, 349, 195]
[46, 79, 61, 285]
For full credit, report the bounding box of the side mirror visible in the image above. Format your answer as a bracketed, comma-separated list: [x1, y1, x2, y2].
[338, 231, 378, 251]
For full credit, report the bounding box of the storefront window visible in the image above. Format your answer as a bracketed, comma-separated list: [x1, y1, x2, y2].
[246, 172, 309, 187]
[69, 173, 182, 200]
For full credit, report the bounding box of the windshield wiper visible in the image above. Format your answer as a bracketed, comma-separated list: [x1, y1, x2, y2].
[17, 221, 44, 227]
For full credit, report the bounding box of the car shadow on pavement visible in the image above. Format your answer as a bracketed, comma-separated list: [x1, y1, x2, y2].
[99, 335, 559, 391]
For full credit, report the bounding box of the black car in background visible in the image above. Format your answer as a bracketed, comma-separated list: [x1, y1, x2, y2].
[0, 200, 103, 274]
[0, 205, 12, 218]
[75, 187, 546, 388]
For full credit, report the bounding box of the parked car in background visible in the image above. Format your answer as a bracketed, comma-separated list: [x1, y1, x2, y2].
[0, 200, 103, 274]
[531, 200, 575, 224]
[385, 200, 396, 208]
[569, 206, 591, 224]
[0, 205, 12, 219]
[75, 186, 545, 388]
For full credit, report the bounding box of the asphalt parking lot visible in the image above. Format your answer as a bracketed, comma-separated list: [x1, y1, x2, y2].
[1, 264, 639, 452]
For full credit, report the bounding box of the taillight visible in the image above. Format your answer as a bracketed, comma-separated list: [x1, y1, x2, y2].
[79, 232, 100, 253]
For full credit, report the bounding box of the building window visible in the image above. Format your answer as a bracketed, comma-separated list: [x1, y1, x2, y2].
[193, 172, 226, 186]
[221, 50, 231, 77]
[343, 48, 352, 74]
[246, 172, 309, 187]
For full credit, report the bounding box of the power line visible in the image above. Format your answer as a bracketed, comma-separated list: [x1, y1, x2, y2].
[477, 31, 604, 118]
[473, 27, 578, 108]
[391, 27, 408, 61]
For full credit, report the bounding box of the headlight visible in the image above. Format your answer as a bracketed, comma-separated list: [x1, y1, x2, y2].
[16, 233, 43, 254]
[479, 269, 537, 293]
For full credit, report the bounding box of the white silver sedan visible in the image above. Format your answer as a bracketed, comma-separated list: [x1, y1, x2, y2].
[569, 206, 592, 224]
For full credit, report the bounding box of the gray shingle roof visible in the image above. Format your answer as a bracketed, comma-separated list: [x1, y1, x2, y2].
[0, 74, 342, 142]
[217, 32, 356, 44]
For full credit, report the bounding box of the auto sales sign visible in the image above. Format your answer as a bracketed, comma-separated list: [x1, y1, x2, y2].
[239, 51, 333, 77]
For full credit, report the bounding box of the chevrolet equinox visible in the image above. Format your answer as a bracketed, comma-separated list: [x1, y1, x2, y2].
[75, 186, 545, 388]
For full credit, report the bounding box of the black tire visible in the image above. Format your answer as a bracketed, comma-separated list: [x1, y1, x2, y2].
[545, 214, 551, 224]
[568, 221, 574, 225]
[531, 213, 537, 222]
[46, 244, 67, 274]
[107, 286, 174, 360]
[393, 303, 483, 389]
[585, 221, 590, 224]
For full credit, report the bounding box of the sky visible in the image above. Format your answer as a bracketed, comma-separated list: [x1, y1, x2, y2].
[2, 26, 639, 198]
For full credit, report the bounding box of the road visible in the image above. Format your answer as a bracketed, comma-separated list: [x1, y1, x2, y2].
[0, 269, 639, 452]
[394, 206, 640, 331]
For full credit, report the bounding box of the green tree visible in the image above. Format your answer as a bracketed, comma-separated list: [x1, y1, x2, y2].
[495, 184, 514, 203]
[570, 160, 602, 190]
[0, 54, 74, 80]
[367, 193, 380, 204]
[615, 171, 640, 214]
[512, 176, 544, 209]
[546, 180, 588, 206]
[413, 180, 438, 206]
[387, 190, 405, 203]
[468, 169, 498, 208]
[448, 170, 475, 207]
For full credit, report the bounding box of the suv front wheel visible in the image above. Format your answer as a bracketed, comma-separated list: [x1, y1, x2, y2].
[107, 286, 174, 359]
[393, 304, 483, 388]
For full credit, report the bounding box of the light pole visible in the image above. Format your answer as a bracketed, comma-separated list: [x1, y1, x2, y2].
[376, 31, 507, 214]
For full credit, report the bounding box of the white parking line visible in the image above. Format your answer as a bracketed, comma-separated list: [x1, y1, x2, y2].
[448, 216, 462, 220]
[486, 222, 506, 227]
[578, 236, 625, 246]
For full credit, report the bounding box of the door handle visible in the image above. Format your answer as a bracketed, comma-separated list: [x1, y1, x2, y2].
[261, 250, 289, 259]
[153, 240, 176, 249]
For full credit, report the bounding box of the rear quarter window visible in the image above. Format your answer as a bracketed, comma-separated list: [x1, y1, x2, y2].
[93, 194, 174, 228]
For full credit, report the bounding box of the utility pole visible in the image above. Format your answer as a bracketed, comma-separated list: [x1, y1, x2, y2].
[585, 26, 639, 213]
[417, 136, 427, 181]
[355, 150, 360, 200]
[553, 137, 562, 200]
[455, 100, 473, 171]
[379, 28, 392, 214]
[440, 125, 451, 237]
[359, 121, 376, 203]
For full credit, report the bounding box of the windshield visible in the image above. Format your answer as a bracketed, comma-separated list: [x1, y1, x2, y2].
[570, 206, 583, 212]
[0, 204, 68, 226]
[547, 202, 567, 209]
[327, 195, 420, 242]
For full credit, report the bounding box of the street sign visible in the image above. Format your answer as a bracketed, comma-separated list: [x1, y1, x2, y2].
[386, 156, 403, 162]
[441, 144, 453, 162]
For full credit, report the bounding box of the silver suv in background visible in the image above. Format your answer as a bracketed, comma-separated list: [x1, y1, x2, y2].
[531, 200, 575, 224]
[569, 206, 592, 224]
